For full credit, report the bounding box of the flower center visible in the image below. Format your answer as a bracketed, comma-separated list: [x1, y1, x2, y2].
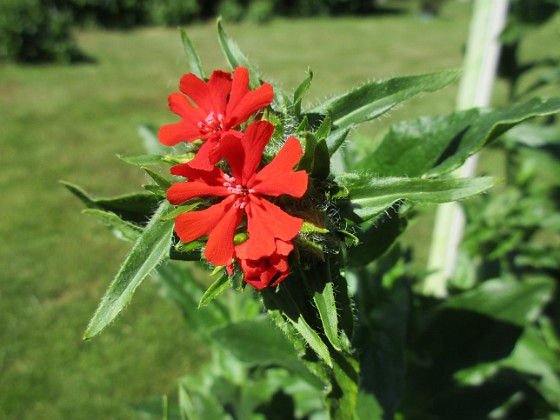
[197, 112, 224, 134]
[223, 174, 254, 209]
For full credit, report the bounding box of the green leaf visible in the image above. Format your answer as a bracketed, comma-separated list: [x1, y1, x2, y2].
[210, 317, 310, 372]
[216, 18, 260, 88]
[300, 221, 329, 234]
[198, 273, 231, 308]
[326, 127, 350, 157]
[445, 277, 555, 327]
[179, 27, 204, 79]
[503, 325, 560, 408]
[154, 263, 229, 338]
[355, 392, 384, 420]
[293, 69, 313, 117]
[428, 97, 560, 176]
[262, 288, 333, 367]
[179, 382, 229, 420]
[82, 209, 143, 242]
[346, 205, 406, 267]
[62, 181, 159, 225]
[118, 154, 166, 166]
[300, 265, 344, 351]
[357, 108, 481, 177]
[339, 174, 497, 222]
[84, 201, 174, 339]
[143, 167, 172, 189]
[308, 70, 460, 130]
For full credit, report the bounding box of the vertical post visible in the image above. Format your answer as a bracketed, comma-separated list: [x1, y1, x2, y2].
[423, 0, 510, 297]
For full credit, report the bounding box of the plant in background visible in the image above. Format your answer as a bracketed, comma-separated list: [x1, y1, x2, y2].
[66, 19, 560, 419]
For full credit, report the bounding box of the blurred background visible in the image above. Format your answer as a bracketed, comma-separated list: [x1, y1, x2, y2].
[1, 0, 558, 418]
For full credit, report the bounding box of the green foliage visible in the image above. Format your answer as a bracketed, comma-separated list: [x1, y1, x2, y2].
[0, 0, 84, 63]
[149, 0, 200, 26]
[64, 14, 560, 420]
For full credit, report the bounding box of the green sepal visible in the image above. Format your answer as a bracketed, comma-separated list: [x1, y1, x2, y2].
[175, 239, 204, 253]
[293, 69, 313, 117]
[297, 131, 317, 172]
[84, 201, 175, 339]
[179, 27, 205, 79]
[315, 113, 332, 141]
[296, 236, 325, 260]
[338, 230, 360, 247]
[301, 221, 329, 234]
[198, 272, 232, 308]
[339, 174, 498, 222]
[82, 209, 143, 242]
[62, 181, 159, 225]
[311, 138, 330, 179]
[216, 18, 260, 89]
[295, 115, 309, 134]
[308, 70, 460, 130]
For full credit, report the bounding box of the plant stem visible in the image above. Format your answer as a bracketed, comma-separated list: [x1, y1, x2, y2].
[423, 0, 509, 297]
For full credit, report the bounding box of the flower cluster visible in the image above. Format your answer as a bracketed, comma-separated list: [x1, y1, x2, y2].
[159, 67, 309, 289]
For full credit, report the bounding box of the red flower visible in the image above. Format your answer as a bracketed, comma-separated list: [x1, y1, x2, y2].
[229, 239, 294, 289]
[158, 67, 273, 170]
[167, 121, 308, 266]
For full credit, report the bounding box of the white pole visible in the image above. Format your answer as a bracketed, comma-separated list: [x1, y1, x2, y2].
[423, 0, 510, 297]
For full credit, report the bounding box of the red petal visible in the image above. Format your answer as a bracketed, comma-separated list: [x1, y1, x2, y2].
[184, 137, 220, 171]
[236, 198, 277, 260]
[158, 121, 202, 146]
[240, 121, 275, 184]
[204, 201, 243, 266]
[219, 135, 245, 182]
[171, 162, 223, 182]
[275, 239, 294, 256]
[206, 70, 233, 115]
[250, 196, 303, 241]
[251, 137, 307, 197]
[226, 67, 274, 127]
[174, 197, 234, 243]
[167, 92, 206, 123]
[167, 181, 229, 204]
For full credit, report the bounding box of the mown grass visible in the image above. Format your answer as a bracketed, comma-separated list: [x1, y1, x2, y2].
[1, 2, 558, 418]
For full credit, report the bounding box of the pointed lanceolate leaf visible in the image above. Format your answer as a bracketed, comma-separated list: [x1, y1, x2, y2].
[428, 97, 560, 176]
[300, 264, 347, 352]
[84, 201, 174, 339]
[179, 27, 205, 79]
[309, 70, 460, 130]
[340, 174, 497, 222]
[216, 18, 260, 89]
[62, 181, 159, 225]
[326, 128, 351, 157]
[359, 97, 560, 177]
[312, 139, 330, 179]
[357, 108, 481, 177]
[198, 272, 231, 308]
[82, 209, 143, 242]
[119, 154, 167, 166]
[293, 69, 313, 117]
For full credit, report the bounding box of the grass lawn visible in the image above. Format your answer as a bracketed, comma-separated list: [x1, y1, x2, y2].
[1, 2, 557, 417]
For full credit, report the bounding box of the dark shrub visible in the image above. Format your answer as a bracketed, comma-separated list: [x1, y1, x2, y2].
[0, 0, 84, 63]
